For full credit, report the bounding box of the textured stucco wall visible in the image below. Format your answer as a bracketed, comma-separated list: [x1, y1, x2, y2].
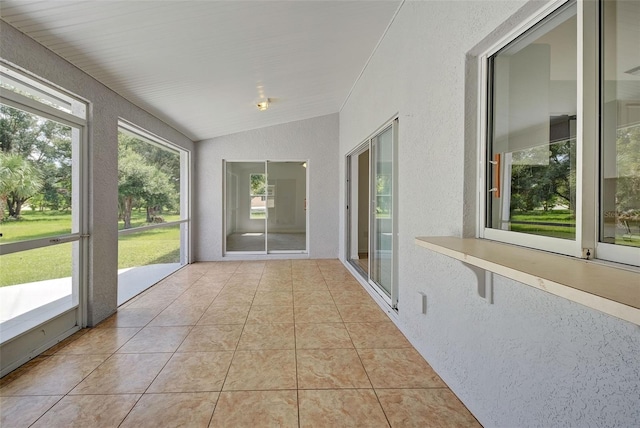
[194, 113, 339, 260]
[339, 1, 640, 426]
[1, 21, 195, 326]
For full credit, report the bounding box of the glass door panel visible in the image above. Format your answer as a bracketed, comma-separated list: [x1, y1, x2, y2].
[225, 162, 266, 252]
[370, 126, 394, 297]
[266, 161, 307, 252]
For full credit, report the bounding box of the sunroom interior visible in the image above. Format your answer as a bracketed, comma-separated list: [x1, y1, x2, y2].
[0, 0, 638, 427]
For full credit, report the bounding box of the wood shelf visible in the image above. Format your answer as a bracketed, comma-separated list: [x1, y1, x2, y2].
[415, 236, 640, 325]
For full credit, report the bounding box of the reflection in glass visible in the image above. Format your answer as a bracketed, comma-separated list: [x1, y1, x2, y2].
[488, 2, 577, 240]
[601, 0, 640, 248]
[371, 127, 393, 296]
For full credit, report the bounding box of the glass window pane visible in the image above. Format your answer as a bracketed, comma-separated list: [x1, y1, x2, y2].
[601, 0, 640, 249]
[487, 2, 577, 240]
[118, 130, 181, 229]
[0, 242, 77, 343]
[0, 104, 76, 243]
[226, 162, 266, 252]
[266, 161, 307, 252]
[372, 126, 393, 296]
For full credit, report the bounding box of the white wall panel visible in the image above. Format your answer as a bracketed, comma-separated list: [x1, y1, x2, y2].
[339, 1, 640, 426]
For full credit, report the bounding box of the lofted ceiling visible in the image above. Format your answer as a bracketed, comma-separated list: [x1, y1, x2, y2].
[0, 1, 401, 141]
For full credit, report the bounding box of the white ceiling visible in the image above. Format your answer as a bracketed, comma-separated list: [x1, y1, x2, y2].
[0, 1, 401, 141]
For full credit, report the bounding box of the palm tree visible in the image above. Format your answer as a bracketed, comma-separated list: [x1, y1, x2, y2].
[0, 152, 43, 219]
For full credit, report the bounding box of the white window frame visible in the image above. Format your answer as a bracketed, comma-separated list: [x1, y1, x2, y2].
[476, 0, 639, 268]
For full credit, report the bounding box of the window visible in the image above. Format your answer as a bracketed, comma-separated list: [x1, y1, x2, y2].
[479, 0, 639, 267]
[250, 173, 266, 220]
[117, 122, 190, 304]
[0, 63, 87, 375]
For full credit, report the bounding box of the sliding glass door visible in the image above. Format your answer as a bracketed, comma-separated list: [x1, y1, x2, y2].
[346, 119, 397, 307]
[371, 126, 394, 296]
[224, 161, 307, 254]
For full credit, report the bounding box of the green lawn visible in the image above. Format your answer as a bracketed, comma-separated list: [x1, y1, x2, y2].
[0, 210, 181, 287]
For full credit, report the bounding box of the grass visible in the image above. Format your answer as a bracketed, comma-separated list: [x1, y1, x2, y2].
[0, 209, 181, 287]
[510, 209, 576, 240]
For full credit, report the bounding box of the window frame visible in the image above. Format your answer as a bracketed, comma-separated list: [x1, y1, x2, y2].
[476, 0, 638, 267]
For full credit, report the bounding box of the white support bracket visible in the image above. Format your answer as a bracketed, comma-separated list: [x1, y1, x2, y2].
[460, 261, 493, 304]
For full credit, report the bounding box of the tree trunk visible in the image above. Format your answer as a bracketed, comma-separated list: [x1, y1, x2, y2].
[123, 196, 133, 229]
[146, 206, 153, 223]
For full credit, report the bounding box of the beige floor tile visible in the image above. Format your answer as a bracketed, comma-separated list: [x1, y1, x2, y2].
[235, 261, 266, 274]
[120, 392, 218, 428]
[237, 323, 293, 350]
[41, 330, 88, 356]
[173, 289, 219, 307]
[117, 326, 191, 353]
[206, 262, 241, 274]
[147, 351, 233, 393]
[147, 304, 207, 326]
[295, 323, 354, 349]
[31, 394, 139, 428]
[293, 290, 334, 306]
[292, 279, 329, 292]
[297, 349, 371, 389]
[376, 388, 481, 428]
[221, 280, 259, 293]
[210, 390, 298, 428]
[298, 389, 389, 427]
[246, 305, 294, 323]
[96, 308, 160, 328]
[225, 273, 262, 286]
[0, 354, 109, 396]
[0, 395, 62, 428]
[223, 350, 297, 390]
[325, 279, 365, 293]
[177, 325, 243, 352]
[330, 288, 372, 305]
[213, 290, 256, 305]
[70, 353, 171, 394]
[345, 322, 412, 348]
[198, 303, 251, 325]
[252, 291, 293, 306]
[257, 282, 293, 292]
[0, 356, 49, 387]
[358, 348, 446, 389]
[192, 273, 232, 286]
[294, 304, 342, 323]
[54, 328, 140, 355]
[337, 304, 389, 323]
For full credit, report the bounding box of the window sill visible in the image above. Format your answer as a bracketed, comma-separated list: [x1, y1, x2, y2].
[414, 236, 640, 325]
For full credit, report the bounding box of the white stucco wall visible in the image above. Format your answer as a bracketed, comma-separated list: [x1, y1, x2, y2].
[194, 113, 339, 260]
[339, 1, 640, 427]
[1, 22, 195, 326]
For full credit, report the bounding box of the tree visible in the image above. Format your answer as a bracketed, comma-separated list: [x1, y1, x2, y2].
[118, 147, 177, 228]
[0, 104, 72, 217]
[0, 152, 43, 219]
[510, 139, 576, 213]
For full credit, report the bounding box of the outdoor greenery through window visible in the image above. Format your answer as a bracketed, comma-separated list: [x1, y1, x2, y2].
[0, 103, 75, 285]
[482, 0, 639, 266]
[250, 173, 266, 219]
[487, 2, 577, 241]
[117, 129, 182, 269]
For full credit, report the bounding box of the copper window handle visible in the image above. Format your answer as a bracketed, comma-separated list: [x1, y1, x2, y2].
[489, 153, 501, 198]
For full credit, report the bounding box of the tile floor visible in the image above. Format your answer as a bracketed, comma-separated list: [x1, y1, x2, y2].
[0, 260, 481, 427]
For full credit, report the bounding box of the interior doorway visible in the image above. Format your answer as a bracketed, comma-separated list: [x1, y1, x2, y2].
[224, 160, 308, 254]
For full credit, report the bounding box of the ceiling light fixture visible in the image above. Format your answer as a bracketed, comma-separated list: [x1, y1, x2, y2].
[256, 99, 270, 111]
